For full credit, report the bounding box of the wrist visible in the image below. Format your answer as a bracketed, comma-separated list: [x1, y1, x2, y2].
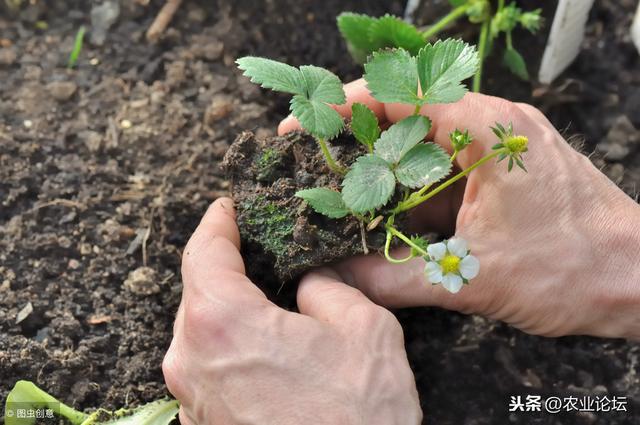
[583, 201, 640, 340]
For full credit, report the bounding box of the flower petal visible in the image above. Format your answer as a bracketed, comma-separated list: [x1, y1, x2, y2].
[427, 242, 447, 261]
[441, 273, 464, 293]
[425, 262, 443, 284]
[459, 255, 480, 280]
[447, 237, 468, 257]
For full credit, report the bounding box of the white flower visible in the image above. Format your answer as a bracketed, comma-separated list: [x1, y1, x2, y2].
[424, 237, 479, 293]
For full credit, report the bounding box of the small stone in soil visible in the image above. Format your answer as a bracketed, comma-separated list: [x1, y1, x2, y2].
[46, 81, 78, 101]
[124, 266, 160, 295]
[0, 47, 17, 65]
[16, 302, 33, 324]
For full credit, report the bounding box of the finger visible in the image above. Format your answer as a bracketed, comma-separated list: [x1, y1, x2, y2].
[385, 93, 538, 169]
[183, 197, 245, 275]
[178, 408, 196, 425]
[297, 267, 382, 325]
[332, 251, 484, 314]
[277, 79, 386, 135]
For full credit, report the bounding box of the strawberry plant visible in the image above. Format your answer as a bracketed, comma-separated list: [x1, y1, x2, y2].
[337, 0, 542, 91]
[236, 38, 530, 293]
[3, 381, 178, 425]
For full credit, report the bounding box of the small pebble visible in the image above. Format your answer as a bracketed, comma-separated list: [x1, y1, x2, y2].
[47, 81, 77, 101]
[23, 120, 33, 128]
[120, 119, 132, 129]
[0, 47, 17, 65]
[124, 267, 160, 295]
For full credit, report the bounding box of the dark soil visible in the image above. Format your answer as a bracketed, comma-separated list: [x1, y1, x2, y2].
[0, 1, 638, 424]
[223, 130, 409, 286]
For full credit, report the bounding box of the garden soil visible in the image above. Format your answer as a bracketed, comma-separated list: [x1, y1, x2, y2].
[1, 1, 638, 424]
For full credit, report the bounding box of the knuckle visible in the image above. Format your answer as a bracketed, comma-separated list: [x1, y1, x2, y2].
[346, 302, 398, 330]
[162, 347, 185, 399]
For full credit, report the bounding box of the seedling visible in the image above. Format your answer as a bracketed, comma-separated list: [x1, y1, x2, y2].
[236, 57, 347, 174]
[237, 38, 531, 293]
[337, 0, 542, 91]
[68, 25, 86, 68]
[3, 381, 179, 425]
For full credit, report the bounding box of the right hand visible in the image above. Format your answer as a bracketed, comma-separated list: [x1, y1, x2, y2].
[279, 80, 640, 340]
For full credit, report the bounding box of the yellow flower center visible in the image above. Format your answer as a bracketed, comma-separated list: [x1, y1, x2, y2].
[440, 254, 461, 274]
[505, 135, 528, 153]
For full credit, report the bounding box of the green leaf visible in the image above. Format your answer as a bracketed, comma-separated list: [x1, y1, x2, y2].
[364, 49, 420, 105]
[295, 188, 350, 218]
[4, 381, 179, 425]
[416, 39, 479, 104]
[448, 0, 467, 6]
[351, 103, 380, 150]
[5, 381, 88, 425]
[290, 95, 344, 140]
[368, 15, 425, 55]
[395, 143, 452, 188]
[236, 57, 304, 94]
[374, 115, 431, 164]
[503, 47, 529, 80]
[299, 65, 346, 104]
[337, 12, 378, 63]
[342, 155, 395, 213]
[107, 399, 180, 425]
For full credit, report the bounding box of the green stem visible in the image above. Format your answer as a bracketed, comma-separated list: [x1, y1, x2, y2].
[384, 231, 417, 263]
[422, 5, 469, 40]
[317, 138, 346, 175]
[450, 149, 459, 163]
[413, 104, 421, 115]
[387, 226, 428, 257]
[473, 19, 490, 93]
[394, 149, 505, 213]
[506, 30, 513, 49]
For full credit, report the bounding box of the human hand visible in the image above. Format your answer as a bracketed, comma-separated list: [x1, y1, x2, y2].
[162, 198, 422, 425]
[279, 80, 640, 340]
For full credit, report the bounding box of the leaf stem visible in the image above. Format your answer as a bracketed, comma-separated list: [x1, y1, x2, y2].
[506, 30, 513, 49]
[317, 138, 346, 175]
[473, 19, 491, 92]
[386, 226, 428, 257]
[384, 230, 417, 263]
[413, 104, 421, 115]
[394, 148, 505, 213]
[421, 5, 469, 40]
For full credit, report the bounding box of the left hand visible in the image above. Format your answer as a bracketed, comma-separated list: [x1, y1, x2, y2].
[162, 198, 422, 425]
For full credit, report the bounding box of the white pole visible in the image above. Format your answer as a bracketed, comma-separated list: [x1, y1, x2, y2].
[632, 1, 640, 54]
[538, 0, 596, 84]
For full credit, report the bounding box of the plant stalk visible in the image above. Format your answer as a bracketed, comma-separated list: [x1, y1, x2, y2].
[394, 148, 505, 213]
[473, 19, 491, 92]
[384, 230, 417, 263]
[421, 5, 469, 40]
[317, 138, 346, 175]
[386, 226, 428, 257]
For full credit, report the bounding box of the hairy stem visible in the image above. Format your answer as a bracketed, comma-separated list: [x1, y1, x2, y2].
[317, 138, 346, 175]
[394, 149, 505, 213]
[421, 5, 469, 40]
[387, 226, 428, 257]
[473, 19, 490, 92]
[384, 231, 417, 263]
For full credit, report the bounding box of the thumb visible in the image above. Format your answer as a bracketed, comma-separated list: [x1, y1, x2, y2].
[297, 267, 387, 326]
[332, 249, 483, 314]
